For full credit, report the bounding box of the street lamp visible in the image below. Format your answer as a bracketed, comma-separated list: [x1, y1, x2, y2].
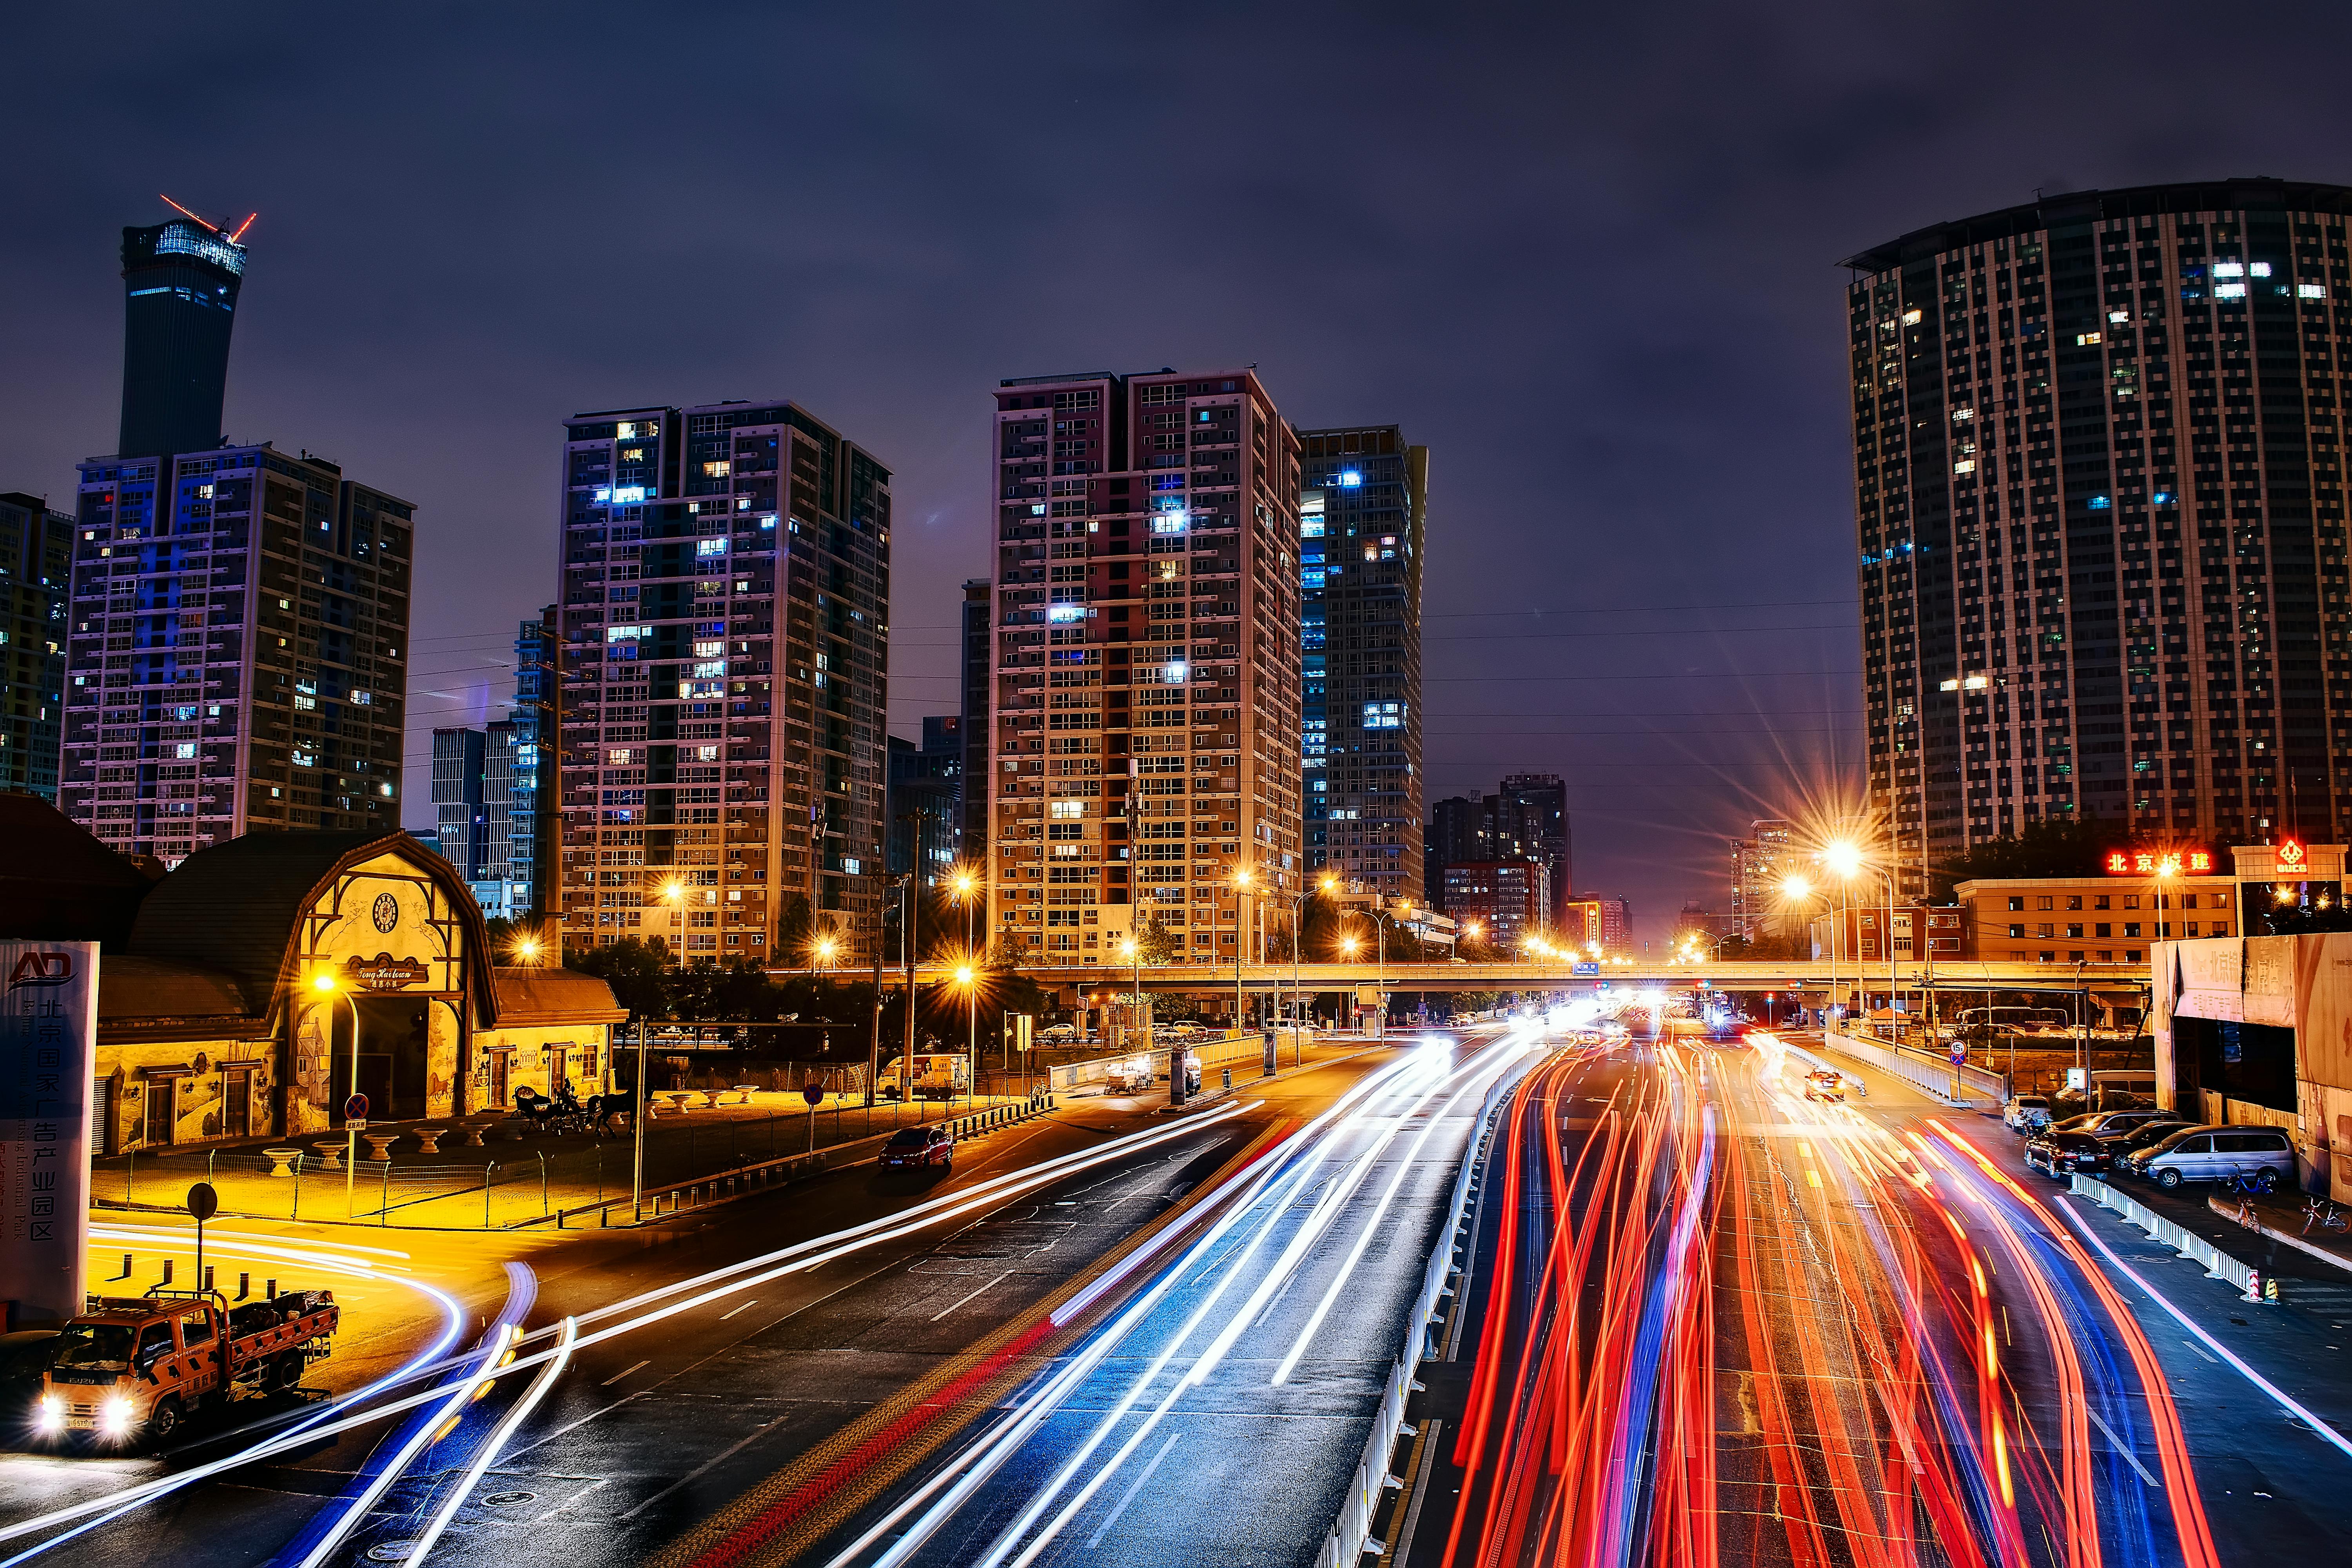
[661, 880, 686, 972]
[1230, 866, 1254, 1034]
[813, 933, 838, 972]
[950, 869, 982, 1100]
[1780, 873, 1834, 1035]
[310, 970, 361, 1217]
[955, 963, 977, 1111]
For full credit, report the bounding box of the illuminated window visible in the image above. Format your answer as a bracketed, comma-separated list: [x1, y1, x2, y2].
[693, 640, 724, 657]
[1901, 309, 1922, 325]
[1050, 800, 1085, 820]
[2300, 283, 2327, 299]
[702, 461, 731, 477]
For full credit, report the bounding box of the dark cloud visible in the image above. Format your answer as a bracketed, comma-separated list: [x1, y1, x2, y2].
[4, 1, 2346, 942]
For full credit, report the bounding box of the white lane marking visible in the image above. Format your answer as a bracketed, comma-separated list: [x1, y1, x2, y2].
[532, 1477, 611, 1524]
[601, 1360, 650, 1387]
[719, 1299, 760, 1321]
[2179, 1338, 2219, 1365]
[616, 1419, 780, 1521]
[2084, 1406, 2161, 1488]
[2058, 1196, 2352, 1461]
[931, 1270, 1014, 1323]
[1083, 1432, 1180, 1548]
[412, 1316, 579, 1564]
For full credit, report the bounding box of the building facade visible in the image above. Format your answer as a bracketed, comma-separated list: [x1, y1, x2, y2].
[554, 402, 890, 963]
[430, 726, 488, 880]
[1439, 858, 1550, 947]
[886, 716, 963, 889]
[59, 445, 412, 866]
[1425, 777, 1569, 919]
[118, 211, 248, 462]
[430, 612, 557, 922]
[1299, 425, 1426, 903]
[985, 368, 1303, 967]
[1728, 817, 1797, 938]
[1950, 873, 2234, 964]
[1846, 180, 2352, 889]
[959, 577, 991, 851]
[0, 492, 72, 801]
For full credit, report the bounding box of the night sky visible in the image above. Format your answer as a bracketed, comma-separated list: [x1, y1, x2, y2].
[8, 4, 2349, 945]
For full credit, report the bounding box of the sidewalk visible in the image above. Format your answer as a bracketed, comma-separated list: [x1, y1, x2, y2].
[93, 1089, 1031, 1230]
[2207, 1187, 2352, 1278]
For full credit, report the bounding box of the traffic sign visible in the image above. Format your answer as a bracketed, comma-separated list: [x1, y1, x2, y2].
[802, 1082, 825, 1107]
[186, 1182, 218, 1223]
[1948, 1047, 1967, 1065]
[343, 1118, 367, 1132]
[343, 1093, 369, 1121]
[1572, 962, 1599, 977]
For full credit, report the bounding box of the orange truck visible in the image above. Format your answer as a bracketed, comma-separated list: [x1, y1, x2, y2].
[37, 1286, 339, 1446]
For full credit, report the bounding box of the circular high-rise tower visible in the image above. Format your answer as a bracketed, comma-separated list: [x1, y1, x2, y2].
[118, 211, 247, 460]
[1844, 178, 2352, 885]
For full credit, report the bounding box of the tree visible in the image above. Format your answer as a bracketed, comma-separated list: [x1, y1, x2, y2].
[1713, 930, 1809, 961]
[1135, 913, 1181, 965]
[1929, 817, 2136, 901]
[565, 936, 671, 1020]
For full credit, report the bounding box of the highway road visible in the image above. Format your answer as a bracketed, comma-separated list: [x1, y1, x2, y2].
[1386, 1029, 2352, 1566]
[0, 1025, 1516, 1568]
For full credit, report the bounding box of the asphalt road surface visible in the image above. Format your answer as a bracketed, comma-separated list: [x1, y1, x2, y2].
[0, 1026, 1513, 1568]
[1387, 1029, 2352, 1567]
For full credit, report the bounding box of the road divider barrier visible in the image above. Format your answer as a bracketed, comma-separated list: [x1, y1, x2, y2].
[1317, 1053, 1533, 1568]
[1825, 1029, 2007, 1105]
[2068, 1171, 2268, 1299]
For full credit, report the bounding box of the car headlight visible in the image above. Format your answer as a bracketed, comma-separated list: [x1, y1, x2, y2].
[100, 1395, 134, 1436]
[35, 1394, 62, 1432]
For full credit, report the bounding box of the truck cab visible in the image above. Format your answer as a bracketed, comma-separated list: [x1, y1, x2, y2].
[38, 1287, 337, 1447]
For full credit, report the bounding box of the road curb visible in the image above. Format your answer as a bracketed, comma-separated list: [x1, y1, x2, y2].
[2067, 1172, 2268, 1298]
[2206, 1192, 2352, 1280]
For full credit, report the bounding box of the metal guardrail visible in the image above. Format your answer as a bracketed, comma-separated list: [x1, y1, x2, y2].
[1316, 1055, 1534, 1568]
[2069, 1171, 2261, 1296]
[1824, 1029, 2007, 1104]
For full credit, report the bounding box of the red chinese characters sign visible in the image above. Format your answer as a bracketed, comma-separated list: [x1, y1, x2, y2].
[2104, 848, 2213, 875]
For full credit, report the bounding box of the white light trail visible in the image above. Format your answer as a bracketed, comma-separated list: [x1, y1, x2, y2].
[411, 1316, 579, 1563]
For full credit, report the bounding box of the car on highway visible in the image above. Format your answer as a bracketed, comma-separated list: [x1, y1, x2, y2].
[878, 1124, 955, 1172]
[2022, 1128, 2116, 1178]
[2119, 1124, 2294, 1191]
[1801, 1069, 1845, 1102]
[2002, 1094, 2053, 1132]
[1037, 1024, 1078, 1044]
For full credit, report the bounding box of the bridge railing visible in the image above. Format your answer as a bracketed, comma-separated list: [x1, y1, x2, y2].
[1823, 1028, 2007, 1104]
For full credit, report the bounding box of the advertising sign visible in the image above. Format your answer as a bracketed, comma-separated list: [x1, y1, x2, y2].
[0, 942, 97, 1327]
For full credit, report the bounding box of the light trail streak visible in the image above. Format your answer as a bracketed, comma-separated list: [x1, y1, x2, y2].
[410, 1315, 579, 1563]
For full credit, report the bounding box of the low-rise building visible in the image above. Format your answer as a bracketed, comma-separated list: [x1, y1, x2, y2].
[4, 800, 624, 1151]
[1952, 875, 2236, 965]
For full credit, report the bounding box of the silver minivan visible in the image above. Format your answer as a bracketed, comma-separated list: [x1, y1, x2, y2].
[2128, 1125, 2296, 1191]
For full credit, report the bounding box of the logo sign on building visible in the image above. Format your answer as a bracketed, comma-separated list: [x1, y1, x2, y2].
[0, 942, 97, 1326]
[343, 953, 431, 992]
[2104, 848, 2212, 875]
[2279, 839, 2308, 871]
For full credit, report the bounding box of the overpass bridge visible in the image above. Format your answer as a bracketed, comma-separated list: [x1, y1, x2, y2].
[772, 957, 2148, 1003]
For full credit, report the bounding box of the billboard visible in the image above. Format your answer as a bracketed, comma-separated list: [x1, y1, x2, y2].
[0, 942, 97, 1327]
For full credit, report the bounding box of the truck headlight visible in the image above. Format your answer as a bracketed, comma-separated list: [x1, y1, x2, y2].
[35, 1394, 62, 1432]
[100, 1395, 134, 1437]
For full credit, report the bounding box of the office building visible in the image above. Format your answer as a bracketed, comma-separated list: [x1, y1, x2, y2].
[1845, 180, 2352, 887]
[887, 715, 964, 888]
[1572, 891, 1633, 953]
[430, 725, 489, 880]
[59, 445, 412, 865]
[428, 615, 552, 925]
[985, 368, 1303, 966]
[554, 401, 890, 962]
[118, 208, 250, 461]
[959, 577, 991, 851]
[1299, 425, 1426, 902]
[1728, 817, 1797, 938]
[0, 492, 72, 801]
[1440, 858, 1549, 947]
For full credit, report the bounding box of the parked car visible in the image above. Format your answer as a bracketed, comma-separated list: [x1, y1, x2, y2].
[2003, 1095, 2053, 1132]
[878, 1124, 955, 1171]
[2100, 1117, 2195, 1154]
[2119, 1125, 2295, 1191]
[2023, 1129, 2115, 1178]
[1801, 1069, 1845, 1102]
[2049, 1108, 2167, 1139]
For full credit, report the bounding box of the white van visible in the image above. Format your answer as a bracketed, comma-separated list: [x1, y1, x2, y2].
[2003, 1095, 2053, 1132]
[2122, 1125, 2296, 1191]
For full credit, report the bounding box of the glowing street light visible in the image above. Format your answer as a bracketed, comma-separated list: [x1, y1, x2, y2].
[661, 879, 687, 971]
[309, 970, 361, 1215]
[813, 933, 838, 971]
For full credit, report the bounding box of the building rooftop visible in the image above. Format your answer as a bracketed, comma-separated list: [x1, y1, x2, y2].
[1840, 176, 2352, 274]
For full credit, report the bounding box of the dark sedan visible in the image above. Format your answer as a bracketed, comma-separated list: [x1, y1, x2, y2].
[2101, 1117, 2195, 1155]
[879, 1124, 955, 1171]
[2023, 1129, 2114, 1178]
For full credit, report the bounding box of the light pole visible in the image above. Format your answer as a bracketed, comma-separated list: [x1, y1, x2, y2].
[1780, 875, 1833, 1036]
[955, 964, 977, 1110]
[1230, 866, 1254, 1037]
[309, 971, 362, 1217]
[952, 868, 979, 1102]
[661, 880, 686, 973]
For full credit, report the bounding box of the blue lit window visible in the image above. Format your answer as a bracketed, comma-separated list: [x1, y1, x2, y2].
[2088, 495, 2111, 510]
[2152, 491, 2173, 506]
[612, 485, 647, 504]
[1338, 470, 1363, 488]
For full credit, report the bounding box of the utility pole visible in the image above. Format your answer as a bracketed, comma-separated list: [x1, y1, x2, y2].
[867, 883, 884, 1110]
[902, 873, 918, 1108]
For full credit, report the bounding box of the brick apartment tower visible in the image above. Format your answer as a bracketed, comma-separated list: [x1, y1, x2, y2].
[985, 369, 1303, 967]
[555, 402, 891, 962]
[1845, 180, 2352, 892]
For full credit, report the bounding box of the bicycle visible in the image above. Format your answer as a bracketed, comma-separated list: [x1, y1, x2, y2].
[2305, 1196, 2350, 1235]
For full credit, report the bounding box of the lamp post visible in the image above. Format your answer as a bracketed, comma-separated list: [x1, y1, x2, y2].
[1780, 875, 1833, 1037]
[661, 879, 686, 973]
[952, 869, 979, 1102]
[309, 972, 361, 1217]
[813, 933, 838, 974]
[1230, 866, 1254, 1038]
[632, 1014, 649, 1218]
[955, 964, 977, 1111]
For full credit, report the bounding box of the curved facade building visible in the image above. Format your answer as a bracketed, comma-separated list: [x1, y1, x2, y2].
[118, 216, 247, 461]
[1845, 179, 2352, 890]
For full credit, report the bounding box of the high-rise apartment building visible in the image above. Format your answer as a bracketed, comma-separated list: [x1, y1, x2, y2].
[1846, 180, 2352, 884]
[0, 493, 72, 801]
[118, 211, 249, 461]
[1728, 817, 1797, 938]
[554, 401, 891, 962]
[59, 445, 411, 864]
[430, 725, 489, 879]
[1441, 859, 1549, 947]
[1299, 425, 1426, 903]
[428, 613, 553, 923]
[985, 368, 1303, 967]
[959, 577, 991, 851]
[886, 716, 963, 889]
[1425, 775, 1570, 918]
